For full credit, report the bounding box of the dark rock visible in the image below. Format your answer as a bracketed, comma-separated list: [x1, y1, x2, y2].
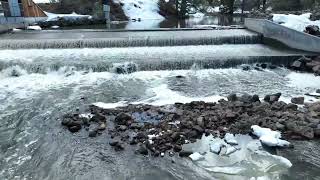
[130, 123, 143, 129]
[171, 132, 180, 142]
[304, 25, 320, 36]
[291, 97, 305, 105]
[115, 143, 125, 151]
[109, 140, 119, 147]
[89, 129, 98, 137]
[276, 122, 285, 131]
[68, 125, 81, 133]
[261, 63, 267, 69]
[136, 145, 148, 155]
[173, 145, 182, 152]
[193, 125, 204, 134]
[91, 113, 106, 122]
[179, 150, 193, 157]
[227, 94, 238, 102]
[299, 127, 314, 139]
[285, 103, 298, 111]
[265, 93, 281, 103]
[239, 94, 253, 103]
[115, 113, 132, 125]
[196, 116, 204, 127]
[316, 89, 320, 93]
[252, 95, 260, 102]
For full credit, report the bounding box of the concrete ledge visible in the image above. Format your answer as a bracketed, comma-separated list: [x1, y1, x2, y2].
[245, 18, 320, 53]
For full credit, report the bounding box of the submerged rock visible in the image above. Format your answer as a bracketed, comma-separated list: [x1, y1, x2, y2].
[291, 97, 305, 105]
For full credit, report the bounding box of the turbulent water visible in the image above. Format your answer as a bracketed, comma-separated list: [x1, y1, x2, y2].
[0, 46, 320, 180]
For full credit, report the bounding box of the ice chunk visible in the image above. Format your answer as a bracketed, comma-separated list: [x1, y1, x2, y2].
[251, 125, 290, 147]
[224, 133, 238, 145]
[210, 142, 223, 154]
[189, 152, 205, 161]
[225, 146, 238, 155]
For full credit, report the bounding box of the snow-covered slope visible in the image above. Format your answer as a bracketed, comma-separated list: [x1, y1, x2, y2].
[273, 13, 320, 32]
[113, 0, 164, 20]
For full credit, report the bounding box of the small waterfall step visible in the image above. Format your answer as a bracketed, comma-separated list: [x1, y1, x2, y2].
[0, 44, 314, 73]
[0, 29, 262, 49]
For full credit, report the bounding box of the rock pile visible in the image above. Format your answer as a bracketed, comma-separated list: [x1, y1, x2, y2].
[61, 93, 320, 156]
[290, 56, 320, 75]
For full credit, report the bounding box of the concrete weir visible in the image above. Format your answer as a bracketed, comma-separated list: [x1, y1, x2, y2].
[0, 29, 262, 49]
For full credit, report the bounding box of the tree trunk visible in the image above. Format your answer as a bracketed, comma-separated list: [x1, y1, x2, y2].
[221, 0, 235, 14]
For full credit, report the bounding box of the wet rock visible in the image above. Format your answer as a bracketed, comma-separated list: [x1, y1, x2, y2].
[179, 150, 193, 157]
[118, 125, 127, 131]
[68, 125, 81, 133]
[227, 94, 238, 102]
[316, 89, 320, 93]
[285, 103, 298, 111]
[171, 132, 180, 142]
[291, 60, 303, 70]
[196, 116, 204, 127]
[261, 63, 267, 69]
[252, 95, 260, 102]
[115, 113, 132, 125]
[136, 144, 148, 155]
[264, 93, 281, 103]
[276, 122, 285, 131]
[91, 113, 106, 122]
[239, 94, 253, 103]
[109, 140, 119, 147]
[98, 122, 107, 130]
[299, 127, 314, 139]
[173, 145, 182, 152]
[130, 123, 143, 129]
[291, 97, 305, 105]
[89, 129, 98, 137]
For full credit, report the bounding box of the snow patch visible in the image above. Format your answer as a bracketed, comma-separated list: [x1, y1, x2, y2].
[45, 12, 92, 22]
[27, 26, 42, 31]
[113, 0, 164, 20]
[273, 13, 320, 32]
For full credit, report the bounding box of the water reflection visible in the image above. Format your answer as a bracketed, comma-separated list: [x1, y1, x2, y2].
[59, 15, 245, 30]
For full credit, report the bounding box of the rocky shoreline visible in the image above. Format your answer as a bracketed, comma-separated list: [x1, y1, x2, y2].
[61, 92, 320, 157]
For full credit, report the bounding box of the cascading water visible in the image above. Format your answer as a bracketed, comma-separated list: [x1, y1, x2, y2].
[0, 29, 319, 180]
[0, 29, 261, 49]
[0, 45, 311, 75]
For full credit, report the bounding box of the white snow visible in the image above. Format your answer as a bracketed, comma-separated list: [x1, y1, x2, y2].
[273, 13, 320, 32]
[189, 152, 205, 161]
[113, 0, 164, 20]
[27, 25, 42, 31]
[251, 125, 290, 147]
[45, 12, 92, 22]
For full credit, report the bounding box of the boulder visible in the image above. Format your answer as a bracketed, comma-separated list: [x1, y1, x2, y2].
[291, 97, 305, 105]
[179, 150, 193, 157]
[304, 25, 320, 36]
[227, 94, 238, 102]
[291, 60, 303, 70]
[316, 89, 320, 93]
[115, 113, 132, 125]
[136, 144, 149, 155]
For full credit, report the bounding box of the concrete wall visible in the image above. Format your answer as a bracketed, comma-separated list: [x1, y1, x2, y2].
[0, 16, 47, 33]
[245, 18, 320, 53]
